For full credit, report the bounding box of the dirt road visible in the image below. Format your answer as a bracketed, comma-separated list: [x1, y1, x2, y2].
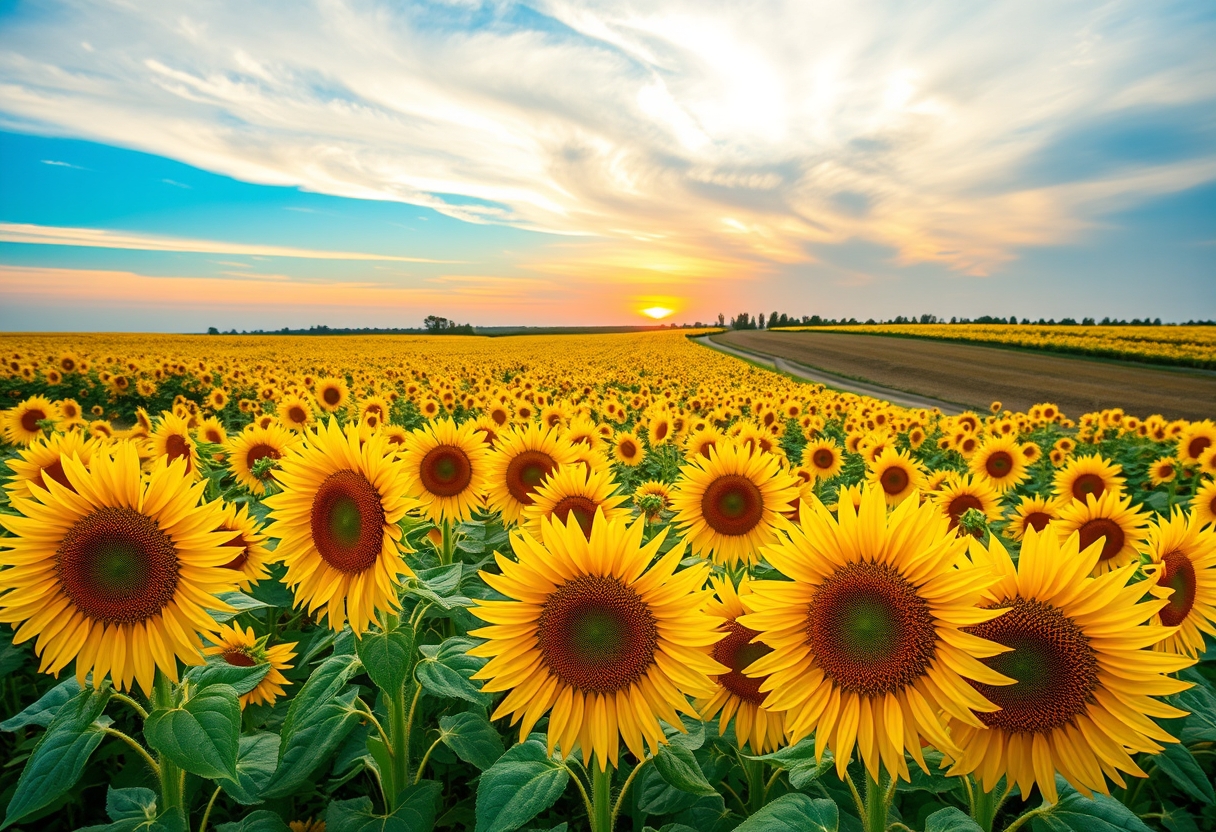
[713, 331, 1216, 421]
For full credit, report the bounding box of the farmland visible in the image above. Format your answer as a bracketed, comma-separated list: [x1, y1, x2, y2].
[0, 329, 1214, 832]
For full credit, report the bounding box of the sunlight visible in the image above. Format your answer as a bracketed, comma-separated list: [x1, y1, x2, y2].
[641, 306, 673, 319]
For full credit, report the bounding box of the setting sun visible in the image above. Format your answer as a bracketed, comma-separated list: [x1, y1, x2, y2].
[641, 306, 673, 319]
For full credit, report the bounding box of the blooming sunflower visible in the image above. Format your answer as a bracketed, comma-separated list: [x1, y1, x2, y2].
[1177, 420, 1216, 465]
[1147, 456, 1178, 487]
[203, 623, 298, 707]
[4, 395, 58, 446]
[264, 419, 417, 634]
[865, 447, 925, 506]
[522, 464, 629, 540]
[1054, 491, 1150, 576]
[468, 511, 725, 769]
[484, 423, 578, 526]
[278, 395, 315, 432]
[197, 417, 228, 447]
[933, 474, 1002, 533]
[1193, 478, 1216, 528]
[314, 377, 350, 413]
[612, 431, 646, 467]
[149, 412, 201, 480]
[685, 427, 726, 460]
[670, 442, 800, 567]
[215, 501, 274, 590]
[1052, 454, 1125, 504]
[4, 430, 95, 500]
[801, 439, 843, 481]
[969, 435, 1028, 493]
[946, 529, 1191, 804]
[399, 417, 490, 524]
[1006, 494, 1060, 542]
[648, 413, 674, 446]
[1141, 509, 1216, 657]
[699, 576, 787, 754]
[738, 486, 1011, 782]
[634, 480, 672, 522]
[0, 443, 237, 694]
[228, 424, 299, 496]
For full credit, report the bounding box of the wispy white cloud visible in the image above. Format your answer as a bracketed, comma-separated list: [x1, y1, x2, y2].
[161, 178, 191, 188]
[41, 159, 86, 169]
[1, 0, 1213, 278]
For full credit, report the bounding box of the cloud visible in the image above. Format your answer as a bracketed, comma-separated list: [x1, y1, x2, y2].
[41, 159, 86, 169]
[0, 0, 1213, 278]
[0, 222, 461, 263]
[161, 178, 191, 188]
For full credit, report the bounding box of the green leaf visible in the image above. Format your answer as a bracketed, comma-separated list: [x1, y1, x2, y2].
[440, 711, 505, 771]
[410, 564, 474, 609]
[1030, 777, 1152, 832]
[214, 810, 292, 832]
[106, 787, 158, 821]
[262, 653, 363, 798]
[637, 765, 699, 816]
[1153, 742, 1214, 804]
[221, 733, 281, 805]
[356, 623, 415, 695]
[209, 591, 272, 622]
[416, 637, 489, 704]
[925, 807, 983, 832]
[2, 685, 112, 829]
[144, 683, 241, 781]
[0, 676, 82, 731]
[732, 794, 838, 832]
[1173, 679, 1216, 743]
[326, 781, 440, 832]
[475, 738, 570, 832]
[666, 715, 706, 751]
[0, 637, 29, 676]
[653, 744, 717, 797]
[78, 808, 187, 832]
[185, 658, 271, 697]
[747, 737, 834, 790]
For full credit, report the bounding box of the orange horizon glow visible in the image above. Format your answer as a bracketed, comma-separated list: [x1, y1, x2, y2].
[641, 306, 674, 319]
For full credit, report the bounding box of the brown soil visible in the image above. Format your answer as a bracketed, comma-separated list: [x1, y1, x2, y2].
[716, 331, 1216, 421]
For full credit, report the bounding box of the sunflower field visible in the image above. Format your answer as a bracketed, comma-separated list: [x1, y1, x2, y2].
[0, 330, 1214, 832]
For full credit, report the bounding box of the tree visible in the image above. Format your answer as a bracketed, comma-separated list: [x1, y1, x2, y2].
[717, 313, 725, 327]
[758, 313, 766, 329]
[770, 310, 779, 329]
[207, 326, 219, 335]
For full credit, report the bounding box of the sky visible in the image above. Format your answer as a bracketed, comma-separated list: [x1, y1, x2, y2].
[0, 0, 1213, 331]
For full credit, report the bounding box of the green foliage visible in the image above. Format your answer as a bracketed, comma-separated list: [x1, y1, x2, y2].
[474, 739, 570, 832]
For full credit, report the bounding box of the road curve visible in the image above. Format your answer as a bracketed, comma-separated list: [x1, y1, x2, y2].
[693, 335, 966, 414]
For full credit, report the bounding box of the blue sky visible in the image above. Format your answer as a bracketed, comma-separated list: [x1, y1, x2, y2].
[0, 0, 1213, 331]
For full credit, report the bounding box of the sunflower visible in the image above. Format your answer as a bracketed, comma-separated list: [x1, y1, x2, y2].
[670, 442, 800, 566]
[278, 395, 315, 432]
[648, 413, 674, 446]
[865, 447, 925, 506]
[358, 396, 391, 426]
[1052, 454, 1125, 504]
[228, 424, 298, 497]
[699, 576, 787, 754]
[1006, 494, 1060, 542]
[522, 464, 629, 540]
[264, 419, 417, 634]
[0, 443, 238, 694]
[1177, 420, 1216, 465]
[933, 474, 1001, 533]
[1020, 442, 1042, 465]
[1193, 478, 1216, 528]
[468, 511, 725, 769]
[969, 435, 1028, 493]
[563, 416, 604, 452]
[58, 398, 86, 428]
[1141, 509, 1216, 657]
[203, 623, 297, 707]
[1147, 456, 1178, 487]
[612, 431, 645, 467]
[633, 480, 672, 522]
[399, 417, 490, 524]
[197, 417, 228, 447]
[738, 486, 1012, 782]
[485, 423, 579, 526]
[4, 430, 95, 500]
[946, 529, 1191, 804]
[801, 439, 843, 481]
[149, 412, 201, 480]
[685, 427, 727, 460]
[207, 388, 229, 411]
[4, 395, 58, 446]
[1054, 490, 1150, 576]
[314, 377, 350, 413]
[215, 501, 274, 589]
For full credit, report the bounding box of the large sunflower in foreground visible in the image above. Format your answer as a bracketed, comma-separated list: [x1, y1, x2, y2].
[522, 464, 629, 540]
[484, 423, 578, 525]
[1052, 454, 1124, 504]
[946, 529, 1190, 804]
[264, 419, 417, 634]
[227, 423, 299, 496]
[0, 443, 237, 694]
[399, 417, 490, 524]
[1141, 508, 1216, 657]
[671, 442, 800, 566]
[468, 511, 724, 770]
[204, 623, 297, 707]
[739, 486, 1012, 782]
[969, 434, 1028, 493]
[3, 430, 95, 500]
[699, 576, 787, 754]
[1054, 490, 1149, 576]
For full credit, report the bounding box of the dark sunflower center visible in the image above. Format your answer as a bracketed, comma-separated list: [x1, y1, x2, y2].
[323, 387, 341, 406]
[21, 409, 45, 433]
[968, 597, 1098, 733]
[701, 474, 764, 536]
[1188, 436, 1212, 459]
[1023, 511, 1051, 533]
[34, 459, 73, 493]
[505, 450, 556, 506]
[947, 494, 984, 527]
[56, 506, 179, 624]
[713, 620, 772, 705]
[491, 409, 508, 426]
[880, 466, 910, 495]
[551, 495, 598, 539]
[222, 649, 258, 668]
[619, 439, 638, 458]
[812, 449, 835, 469]
[246, 444, 281, 478]
[420, 445, 473, 497]
[654, 422, 669, 441]
[985, 451, 1013, 477]
[536, 575, 658, 694]
[165, 433, 191, 464]
[1071, 473, 1105, 501]
[288, 406, 307, 423]
[310, 470, 385, 574]
[220, 533, 250, 571]
[806, 561, 937, 696]
[1158, 550, 1196, 627]
[1077, 518, 1124, 561]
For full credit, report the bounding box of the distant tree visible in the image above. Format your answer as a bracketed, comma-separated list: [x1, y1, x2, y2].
[717, 313, 725, 327]
[758, 313, 766, 329]
[207, 326, 220, 335]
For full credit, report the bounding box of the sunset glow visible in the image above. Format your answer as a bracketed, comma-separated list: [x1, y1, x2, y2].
[641, 306, 674, 320]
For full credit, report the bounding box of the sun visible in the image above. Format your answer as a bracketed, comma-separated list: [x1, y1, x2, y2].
[641, 306, 673, 320]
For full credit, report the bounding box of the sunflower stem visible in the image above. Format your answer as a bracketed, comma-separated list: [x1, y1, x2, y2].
[591, 758, 614, 832]
[970, 779, 1001, 832]
[152, 673, 184, 813]
[386, 680, 415, 809]
[863, 769, 887, 832]
[440, 519, 454, 566]
[740, 753, 766, 814]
